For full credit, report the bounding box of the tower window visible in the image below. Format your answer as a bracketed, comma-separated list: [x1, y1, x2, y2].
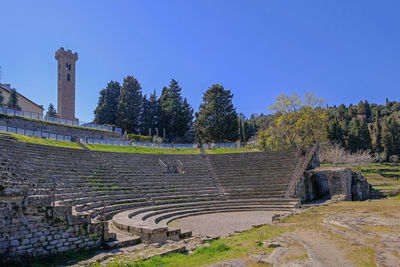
[67, 74, 71, 81]
[65, 63, 72, 71]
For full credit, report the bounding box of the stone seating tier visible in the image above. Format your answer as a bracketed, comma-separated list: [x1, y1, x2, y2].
[112, 198, 300, 243]
[0, 133, 310, 233]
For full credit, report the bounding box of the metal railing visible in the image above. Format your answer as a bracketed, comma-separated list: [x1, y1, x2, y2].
[0, 121, 242, 149]
[45, 116, 79, 126]
[0, 106, 43, 120]
[0, 125, 72, 141]
[0, 106, 121, 134]
[202, 142, 240, 149]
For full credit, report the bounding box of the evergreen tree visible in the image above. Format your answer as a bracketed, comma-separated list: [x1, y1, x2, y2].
[327, 117, 345, 146]
[7, 89, 20, 110]
[158, 86, 170, 137]
[194, 84, 238, 143]
[364, 100, 371, 121]
[117, 76, 143, 133]
[243, 120, 250, 142]
[148, 90, 160, 132]
[357, 100, 366, 116]
[372, 110, 383, 152]
[0, 89, 3, 106]
[140, 95, 151, 135]
[382, 116, 400, 158]
[347, 118, 372, 152]
[46, 103, 57, 118]
[359, 118, 372, 150]
[94, 81, 121, 125]
[158, 79, 193, 141]
[179, 97, 194, 141]
[337, 104, 348, 121]
[347, 118, 361, 152]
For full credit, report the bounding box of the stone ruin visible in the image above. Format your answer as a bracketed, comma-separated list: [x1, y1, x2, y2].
[0, 133, 373, 263]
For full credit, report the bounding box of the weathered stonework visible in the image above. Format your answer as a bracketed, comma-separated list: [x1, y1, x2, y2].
[294, 167, 370, 202]
[0, 194, 105, 264]
[55, 47, 78, 121]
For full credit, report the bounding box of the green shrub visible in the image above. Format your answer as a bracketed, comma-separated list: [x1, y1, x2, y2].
[127, 134, 152, 143]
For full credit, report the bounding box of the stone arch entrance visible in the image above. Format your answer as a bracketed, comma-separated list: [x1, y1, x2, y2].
[311, 174, 330, 200]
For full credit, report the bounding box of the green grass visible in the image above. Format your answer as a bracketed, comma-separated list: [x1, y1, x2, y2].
[205, 147, 262, 154]
[321, 162, 400, 191]
[100, 241, 231, 267]
[3, 132, 83, 149]
[85, 144, 200, 154]
[97, 225, 284, 267]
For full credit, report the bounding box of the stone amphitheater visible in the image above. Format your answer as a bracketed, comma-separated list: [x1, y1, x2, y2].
[0, 133, 370, 264]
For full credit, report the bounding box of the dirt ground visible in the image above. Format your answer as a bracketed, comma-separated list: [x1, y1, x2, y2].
[172, 197, 400, 267]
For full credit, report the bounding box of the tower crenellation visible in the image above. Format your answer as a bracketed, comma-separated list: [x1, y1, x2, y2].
[55, 47, 78, 121]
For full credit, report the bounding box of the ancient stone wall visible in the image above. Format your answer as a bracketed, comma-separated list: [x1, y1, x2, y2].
[293, 167, 370, 202]
[0, 195, 104, 263]
[0, 114, 121, 140]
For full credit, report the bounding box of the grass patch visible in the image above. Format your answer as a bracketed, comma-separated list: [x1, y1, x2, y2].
[321, 163, 400, 191]
[99, 225, 286, 267]
[86, 144, 200, 154]
[3, 132, 83, 149]
[205, 147, 261, 154]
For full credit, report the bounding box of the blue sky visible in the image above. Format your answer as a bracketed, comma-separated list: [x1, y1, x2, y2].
[1, 0, 399, 122]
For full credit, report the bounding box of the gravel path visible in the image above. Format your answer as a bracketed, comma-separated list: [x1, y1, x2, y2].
[169, 211, 288, 237]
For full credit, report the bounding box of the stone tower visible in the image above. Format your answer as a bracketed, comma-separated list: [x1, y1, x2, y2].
[55, 47, 78, 121]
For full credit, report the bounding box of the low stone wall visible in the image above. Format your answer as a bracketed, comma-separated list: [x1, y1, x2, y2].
[0, 114, 121, 140]
[294, 167, 370, 202]
[0, 194, 105, 264]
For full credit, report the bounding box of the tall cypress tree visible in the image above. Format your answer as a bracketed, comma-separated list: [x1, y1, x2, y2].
[194, 84, 238, 143]
[158, 79, 193, 141]
[180, 97, 194, 141]
[117, 76, 142, 133]
[148, 90, 160, 133]
[140, 94, 151, 135]
[364, 100, 371, 121]
[372, 110, 383, 152]
[359, 118, 372, 150]
[94, 81, 121, 125]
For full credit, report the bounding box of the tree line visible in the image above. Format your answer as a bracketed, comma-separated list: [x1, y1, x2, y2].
[256, 92, 400, 161]
[93, 76, 240, 143]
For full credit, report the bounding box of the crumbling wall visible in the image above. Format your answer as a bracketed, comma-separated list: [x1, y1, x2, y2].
[0, 193, 105, 264]
[295, 167, 370, 202]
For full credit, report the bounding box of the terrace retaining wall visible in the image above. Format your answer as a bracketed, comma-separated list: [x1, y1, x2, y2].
[0, 114, 121, 141]
[0, 192, 106, 263]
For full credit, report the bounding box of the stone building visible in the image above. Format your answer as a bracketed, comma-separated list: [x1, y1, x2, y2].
[55, 47, 78, 121]
[0, 83, 44, 115]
